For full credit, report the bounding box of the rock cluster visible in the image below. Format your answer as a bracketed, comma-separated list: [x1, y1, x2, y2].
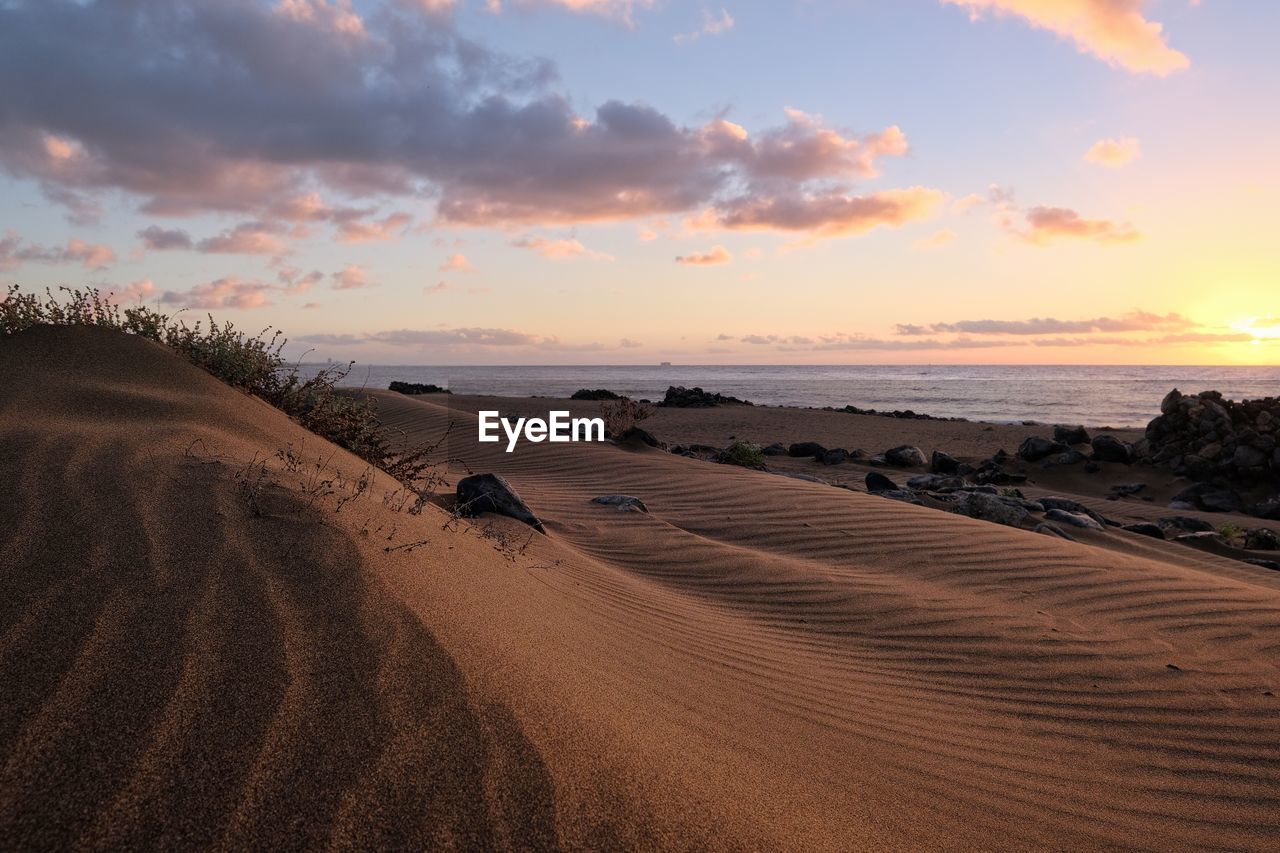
[570, 388, 622, 401]
[658, 386, 753, 408]
[1144, 389, 1280, 484]
[827, 404, 966, 422]
[388, 380, 450, 395]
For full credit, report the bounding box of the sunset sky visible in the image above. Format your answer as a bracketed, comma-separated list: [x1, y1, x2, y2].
[2, 0, 1278, 364]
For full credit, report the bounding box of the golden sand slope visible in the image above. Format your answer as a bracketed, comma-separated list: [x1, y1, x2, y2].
[2, 327, 1279, 850]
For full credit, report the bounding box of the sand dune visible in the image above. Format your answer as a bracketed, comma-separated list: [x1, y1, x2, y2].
[3, 327, 1279, 849]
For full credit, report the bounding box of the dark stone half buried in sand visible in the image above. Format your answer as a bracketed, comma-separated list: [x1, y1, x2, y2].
[762, 442, 788, 456]
[864, 472, 900, 493]
[1123, 522, 1166, 539]
[590, 495, 649, 513]
[1090, 434, 1133, 464]
[1017, 436, 1068, 462]
[820, 448, 849, 465]
[949, 492, 1028, 528]
[789, 441, 827, 459]
[1044, 508, 1104, 530]
[930, 450, 961, 474]
[456, 473, 546, 533]
[1053, 425, 1091, 446]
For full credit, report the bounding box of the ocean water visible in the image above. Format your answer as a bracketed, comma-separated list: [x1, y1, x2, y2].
[313, 363, 1280, 429]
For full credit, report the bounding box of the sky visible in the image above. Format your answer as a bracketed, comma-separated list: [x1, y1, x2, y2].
[1, 0, 1278, 365]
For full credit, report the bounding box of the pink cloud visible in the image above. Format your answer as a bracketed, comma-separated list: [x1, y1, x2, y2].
[159, 277, 277, 310]
[1021, 206, 1141, 244]
[718, 187, 948, 240]
[675, 245, 732, 266]
[0, 232, 115, 270]
[439, 253, 474, 272]
[332, 264, 374, 289]
[511, 236, 614, 260]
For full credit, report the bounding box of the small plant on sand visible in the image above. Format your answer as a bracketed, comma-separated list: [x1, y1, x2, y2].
[716, 441, 766, 469]
[600, 396, 653, 436]
[1218, 523, 1245, 541]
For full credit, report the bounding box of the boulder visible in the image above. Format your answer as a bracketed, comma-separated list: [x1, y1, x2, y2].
[1109, 483, 1147, 497]
[789, 442, 827, 459]
[570, 388, 622, 401]
[1123, 522, 1166, 539]
[906, 473, 965, 491]
[1244, 528, 1279, 551]
[820, 448, 849, 465]
[590, 495, 649, 513]
[1034, 522, 1076, 541]
[659, 385, 752, 408]
[1018, 436, 1067, 462]
[884, 445, 927, 467]
[1045, 508, 1104, 530]
[1053, 425, 1091, 445]
[1039, 497, 1108, 527]
[1090, 435, 1132, 464]
[1245, 558, 1280, 571]
[1158, 516, 1215, 534]
[950, 492, 1029, 528]
[864, 472, 900, 493]
[619, 426, 665, 449]
[930, 450, 962, 474]
[873, 489, 924, 505]
[389, 380, 451, 395]
[1043, 449, 1088, 468]
[1233, 445, 1269, 470]
[762, 442, 789, 456]
[457, 474, 545, 533]
[1172, 483, 1240, 513]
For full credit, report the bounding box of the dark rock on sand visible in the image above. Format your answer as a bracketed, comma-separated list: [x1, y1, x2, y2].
[620, 426, 665, 449]
[930, 450, 962, 474]
[762, 442, 789, 456]
[1123, 522, 1166, 539]
[1054, 425, 1091, 445]
[950, 492, 1029, 527]
[1043, 449, 1088, 468]
[389, 380, 450, 395]
[1090, 435, 1133, 464]
[591, 495, 649, 513]
[571, 388, 622, 401]
[789, 442, 827, 459]
[1045, 508, 1104, 530]
[865, 472, 900, 493]
[1245, 558, 1280, 571]
[907, 473, 964, 491]
[1034, 522, 1076, 541]
[1158, 516, 1215, 534]
[885, 445, 927, 467]
[1171, 482, 1240, 513]
[659, 385, 752, 408]
[457, 473, 545, 533]
[1244, 528, 1280, 551]
[1018, 436, 1068, 462]
[820, 448, 849, 465]
[1110, 483, 1147, 497]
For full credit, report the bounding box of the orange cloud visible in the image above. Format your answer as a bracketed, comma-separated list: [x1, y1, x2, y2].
[1084, 136, 1141, 167]
[942, 0, 1188, 75]
[1021, 206, 1141, 244]
[675, 245, 732, 266]
[719, 187, 947, 241]
[914, 228, 956, 250]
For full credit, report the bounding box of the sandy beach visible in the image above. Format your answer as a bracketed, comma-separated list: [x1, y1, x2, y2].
[2, 325, 1278, 850]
